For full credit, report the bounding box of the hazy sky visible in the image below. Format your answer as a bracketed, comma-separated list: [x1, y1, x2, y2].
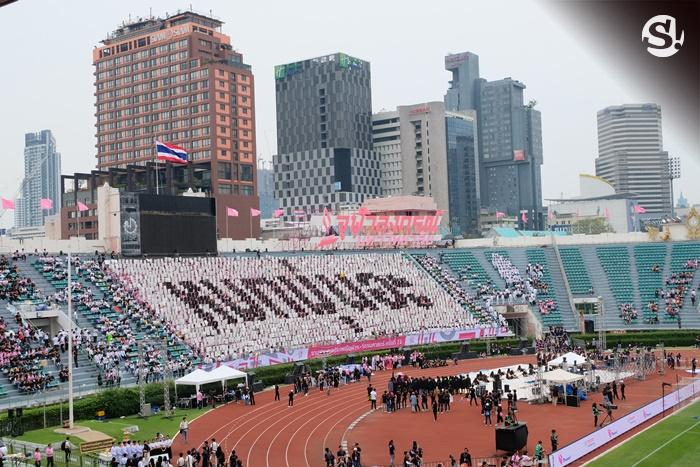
[1, 0, 697, 228]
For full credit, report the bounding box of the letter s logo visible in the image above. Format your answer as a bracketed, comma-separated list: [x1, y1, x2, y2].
[642, 15, 684, 57]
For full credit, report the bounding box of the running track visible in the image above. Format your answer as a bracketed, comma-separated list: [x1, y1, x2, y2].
[171, 352, 700, 466]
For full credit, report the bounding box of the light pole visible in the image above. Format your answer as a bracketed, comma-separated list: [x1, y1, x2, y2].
[668, 157, 681, 218]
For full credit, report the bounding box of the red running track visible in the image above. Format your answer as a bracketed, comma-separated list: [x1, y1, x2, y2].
[171, 351, 700, 467]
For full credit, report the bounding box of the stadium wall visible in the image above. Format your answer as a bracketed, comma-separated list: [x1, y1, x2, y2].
[549, 378, 700, 467]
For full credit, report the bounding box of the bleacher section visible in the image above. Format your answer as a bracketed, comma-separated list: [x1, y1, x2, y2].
[525, 249, 562, 327]
[559, 248, 593, 295]
[596, 245, 635, 307]
[633, 244, 667, 322]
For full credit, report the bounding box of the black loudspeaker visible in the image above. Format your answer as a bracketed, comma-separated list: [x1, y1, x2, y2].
[460, 343, 470, 353]
[16, 407, 23, 417]
[566, 395, 580, 407]
[495, 423, 529, 452]
[519, 338, 529, 349]
[584, 320, 595, 334]
[346, 354, 357, 365]
[7, 409, 14, 418]
[504, 384, 510, 393]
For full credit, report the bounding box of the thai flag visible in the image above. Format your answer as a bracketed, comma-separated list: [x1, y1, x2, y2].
[155, 141, 188, 164]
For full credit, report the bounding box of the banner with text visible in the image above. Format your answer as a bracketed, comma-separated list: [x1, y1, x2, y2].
[549, 379, 700, 467]
[222, 326, 511, 370]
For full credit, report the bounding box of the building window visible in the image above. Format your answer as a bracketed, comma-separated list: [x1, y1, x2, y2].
[240, 164, 253, 181]
[241, 186, 253, 196]
[218, 162, 232, 180]
[218, 184, 232, 194]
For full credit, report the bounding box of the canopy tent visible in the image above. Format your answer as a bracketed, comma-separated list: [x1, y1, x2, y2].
[542, 368, 585, 385]
[548, 352, 588, 367]
[175, 366, 247, 392]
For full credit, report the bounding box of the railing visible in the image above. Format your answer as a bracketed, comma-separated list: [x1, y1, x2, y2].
[1, 438, 110, 467]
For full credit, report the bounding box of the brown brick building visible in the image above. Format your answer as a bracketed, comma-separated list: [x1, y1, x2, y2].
[88, 10, 259, 239]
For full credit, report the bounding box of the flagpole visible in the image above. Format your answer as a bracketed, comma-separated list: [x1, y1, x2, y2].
[67, 248, 74, 429]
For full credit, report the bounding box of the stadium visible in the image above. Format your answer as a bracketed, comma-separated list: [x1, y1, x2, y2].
[1, 1, 699, 467]
[2, 218, 700, 466]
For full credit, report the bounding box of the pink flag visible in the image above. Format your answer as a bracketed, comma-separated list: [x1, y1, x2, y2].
[317, 235, 339, 248]
[273, 209, 284, 218]
[634, 205, 647, 214]
[436, 210, 445, 216]
[548, 210, 554, 221]
[293, 210, 306, 217]
[322, 207, 331, 232]
[495, 211, 505, 219]
[521, 212, 528, 223]
[250, 208, 261, 217]
[40, 198, 53, 210]
[1, 198, 15, 210]
[77, 202, 89, 212]
[227, 207, 239, 217]
[604, 207, 610, 219]
[576, 208, 580, 217]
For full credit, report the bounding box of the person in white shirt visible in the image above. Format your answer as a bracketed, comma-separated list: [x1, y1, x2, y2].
[179, 418, 189, 443]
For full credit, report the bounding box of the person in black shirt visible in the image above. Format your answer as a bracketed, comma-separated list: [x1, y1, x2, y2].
[388, 440, 395, 467]
[274, 384, 280, 401]
[324, 448, 335, 467]
[460, 448, 473, 467]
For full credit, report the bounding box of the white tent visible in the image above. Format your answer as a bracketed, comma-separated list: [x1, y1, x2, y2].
[548, 352, 588, 367]
[542, 368, 585, 385]
[175, 366, 247, 392]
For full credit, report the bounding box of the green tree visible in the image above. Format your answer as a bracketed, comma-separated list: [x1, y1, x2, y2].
[572, 217, 615, 234]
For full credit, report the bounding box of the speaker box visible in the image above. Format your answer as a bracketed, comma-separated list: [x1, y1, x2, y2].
[16, 407, 23, 417]
[460, 343, 470, 353]
[495, 423, 529, 452]
[584, 320, 595, 334]
[504, 384, 510, 393]
[7, 408, 14, 418]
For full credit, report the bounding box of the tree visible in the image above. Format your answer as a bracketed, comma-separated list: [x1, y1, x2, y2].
[572, 217, 615, 235]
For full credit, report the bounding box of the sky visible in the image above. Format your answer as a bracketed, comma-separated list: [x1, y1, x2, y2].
[0, 0, 698, 228]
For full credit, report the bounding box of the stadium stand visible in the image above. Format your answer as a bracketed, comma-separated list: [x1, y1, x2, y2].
[106, 254, 486, 360]
[596, 245, 638, 323]
[559, 247, 594, 295]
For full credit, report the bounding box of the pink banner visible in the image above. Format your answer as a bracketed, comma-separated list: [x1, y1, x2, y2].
[308, 336, 406, 359]
[221, 326, 511, 370]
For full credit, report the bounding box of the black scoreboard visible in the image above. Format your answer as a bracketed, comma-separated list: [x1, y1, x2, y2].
[120, 192, 217, 257]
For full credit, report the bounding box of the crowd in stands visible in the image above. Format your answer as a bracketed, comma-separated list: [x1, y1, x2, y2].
[415, 255, 506, 327]
[0, 314, 56, 393]
[619, 303, 638, 324]
[489, 254, 559, 319]
[3, 253, 198, 390]
[107, 255, 483, 360]
[0, 255, 39, 302]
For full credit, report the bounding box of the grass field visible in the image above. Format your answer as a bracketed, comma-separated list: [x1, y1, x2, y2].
[11, 408, 209, 447]
[588, 398, 700, 467]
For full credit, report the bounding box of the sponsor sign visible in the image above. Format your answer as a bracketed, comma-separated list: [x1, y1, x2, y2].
[548, 381, 700, 467]
[222, 326, 511, 370]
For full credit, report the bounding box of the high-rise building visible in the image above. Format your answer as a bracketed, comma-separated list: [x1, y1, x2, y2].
[93, 11, 259, 239]
[444, 52, 480, 112]
[273, 53, 380, 216]
[372, 110, 402, 196]
[595, 104, 671, 214]
[15, 130, 61, 228]
[446, 111, 481, 236]
[444, 52, 544, 229]
[256, 164, 277, 219]
[371, 102, 481, 236]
